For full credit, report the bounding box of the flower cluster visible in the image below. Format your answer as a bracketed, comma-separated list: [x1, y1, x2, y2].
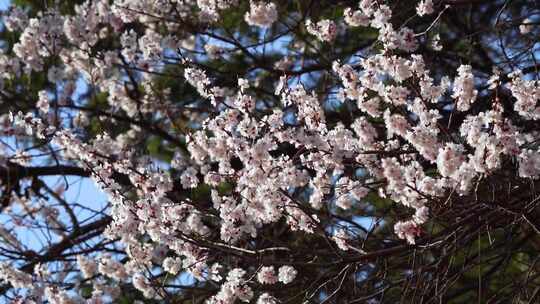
[245, 1, 278, 28]
[0, 0, 539, 302]
[306, 19, 337, 42]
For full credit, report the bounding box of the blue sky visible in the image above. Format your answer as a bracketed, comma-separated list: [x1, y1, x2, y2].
[0, 0, 8, 11]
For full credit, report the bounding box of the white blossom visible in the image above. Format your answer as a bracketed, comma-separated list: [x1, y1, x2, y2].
[245, 1, 278, 28]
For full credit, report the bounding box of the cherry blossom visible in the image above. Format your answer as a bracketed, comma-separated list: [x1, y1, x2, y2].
[245, 1, 278, 28]
[0, 0, 538, 302]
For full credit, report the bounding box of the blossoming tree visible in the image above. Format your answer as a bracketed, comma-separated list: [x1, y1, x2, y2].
[0, 0, 539, 303]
